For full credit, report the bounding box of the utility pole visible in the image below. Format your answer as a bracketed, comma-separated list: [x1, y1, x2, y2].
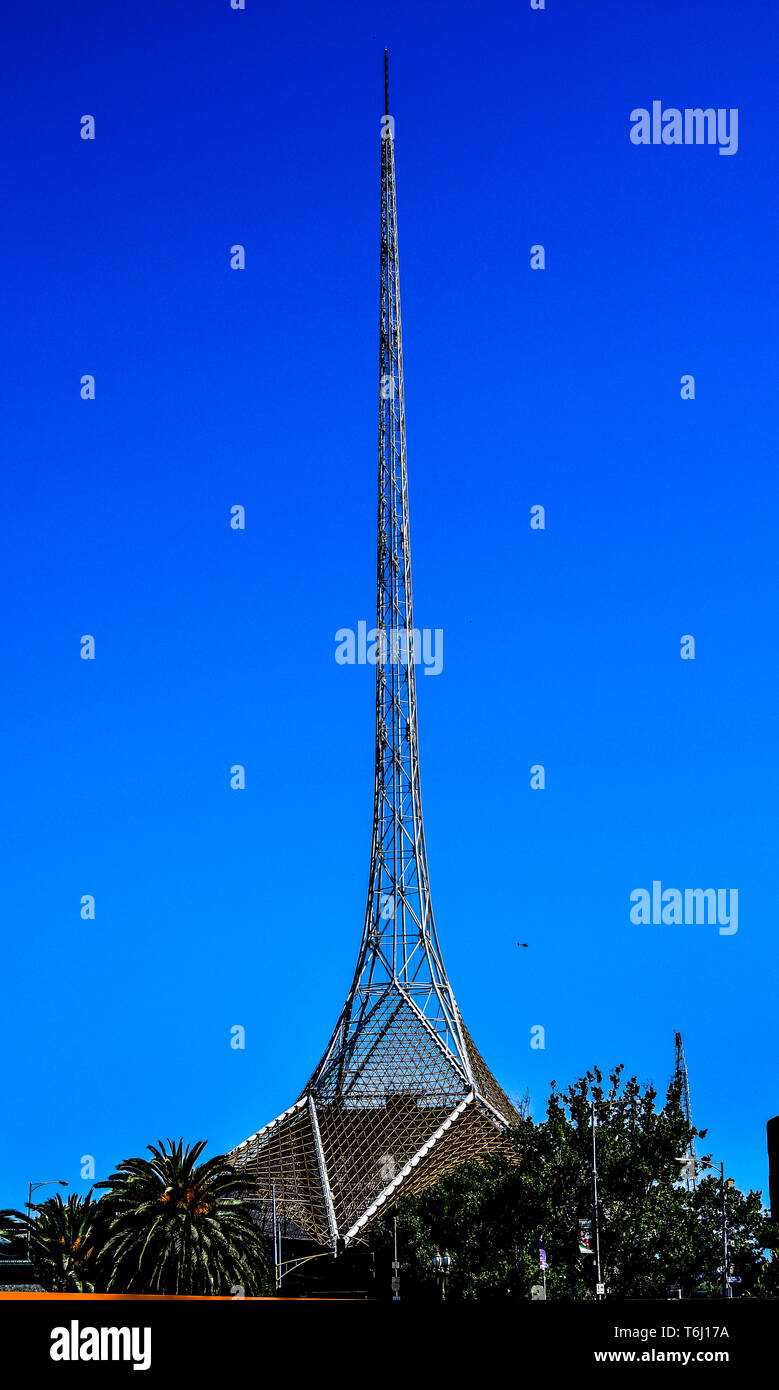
[271, 1182, 281, 1292]
[25, 1179, 68, 1259]
[677, 1156, 734, 1298]
[588, 1097, 631, 1297]
[720, 1164, 728, 1300]
[392, 1216, 400, 1301]
[539, 1234, 548, 1300]
[591, 1102, 603, 1298]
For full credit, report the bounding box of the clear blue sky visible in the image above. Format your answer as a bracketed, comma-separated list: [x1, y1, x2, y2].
[2, 0, 777, 1211]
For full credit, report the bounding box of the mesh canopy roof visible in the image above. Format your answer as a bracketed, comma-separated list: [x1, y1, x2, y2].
[230, 988, 520, 1248]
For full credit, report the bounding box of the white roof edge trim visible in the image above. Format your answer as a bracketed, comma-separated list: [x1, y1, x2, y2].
[342, 1091, 475, 1244]
[228, 1095, 308, 1156]
[473, 1088, 516, 1131]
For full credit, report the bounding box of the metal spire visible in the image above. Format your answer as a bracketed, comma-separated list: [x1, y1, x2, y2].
[311, 42, 469, 1079]
[674, 1031, 698, 1191]
[229, 55, 520, 1253]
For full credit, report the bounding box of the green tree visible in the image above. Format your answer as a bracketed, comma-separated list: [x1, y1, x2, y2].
[96, 1138, 273, 1295]
[655, 1177, 771, 1299]
[368, 1065, 775, 1300]
[6, 1192, 104, 1292]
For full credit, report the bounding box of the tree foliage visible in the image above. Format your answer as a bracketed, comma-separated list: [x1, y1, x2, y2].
[95, 1138, 273, 1295]
[7, 1192, 103, 1292]
[5, 1140, 273, 1296]
[368, 1066, 777, 1301]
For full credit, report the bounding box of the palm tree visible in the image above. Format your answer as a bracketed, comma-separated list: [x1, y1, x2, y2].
[9, 1192, 103, 1292]
[96, 1138, 273, 1295]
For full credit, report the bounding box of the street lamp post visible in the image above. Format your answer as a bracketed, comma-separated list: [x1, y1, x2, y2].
[675, 1156, 735, 1298]
[392, 1216, 400, 1302]
[589, 1098, 630, 1299]
[719, 1165, 729, 1300]
[432, 1250, 451, 1301]
[25, 1179, 69, 1259]
[590, 1102, 603, 1299]
[704, 1161, 735, 1300]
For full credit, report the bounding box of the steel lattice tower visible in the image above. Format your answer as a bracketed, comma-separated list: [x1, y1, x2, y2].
[229, 54, 520, 1252]
[674, 1031, 698, 1192]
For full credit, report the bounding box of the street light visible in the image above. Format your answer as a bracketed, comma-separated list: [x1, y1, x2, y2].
[391, 1216, 400, 1302]
[588, 1098, 631, 1300]
[26, 1179, 68, 1259]
[432, 1250, 451, 1301]
[589, 1102, 603, 1298]
[674, 1156, 735, 1298]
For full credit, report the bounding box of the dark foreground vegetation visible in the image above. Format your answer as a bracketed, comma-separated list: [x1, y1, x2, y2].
[3, 1068, 776, 1299]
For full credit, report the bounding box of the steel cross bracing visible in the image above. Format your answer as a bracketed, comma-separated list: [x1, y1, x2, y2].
[313, 58, 467, 1075]
[674, 1031, 698, 1192]
[229, 53, 521, 1252]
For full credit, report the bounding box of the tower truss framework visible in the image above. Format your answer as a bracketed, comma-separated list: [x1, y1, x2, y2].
[229, 54, 521, 1251]
[674, 1031, 698, 1192]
